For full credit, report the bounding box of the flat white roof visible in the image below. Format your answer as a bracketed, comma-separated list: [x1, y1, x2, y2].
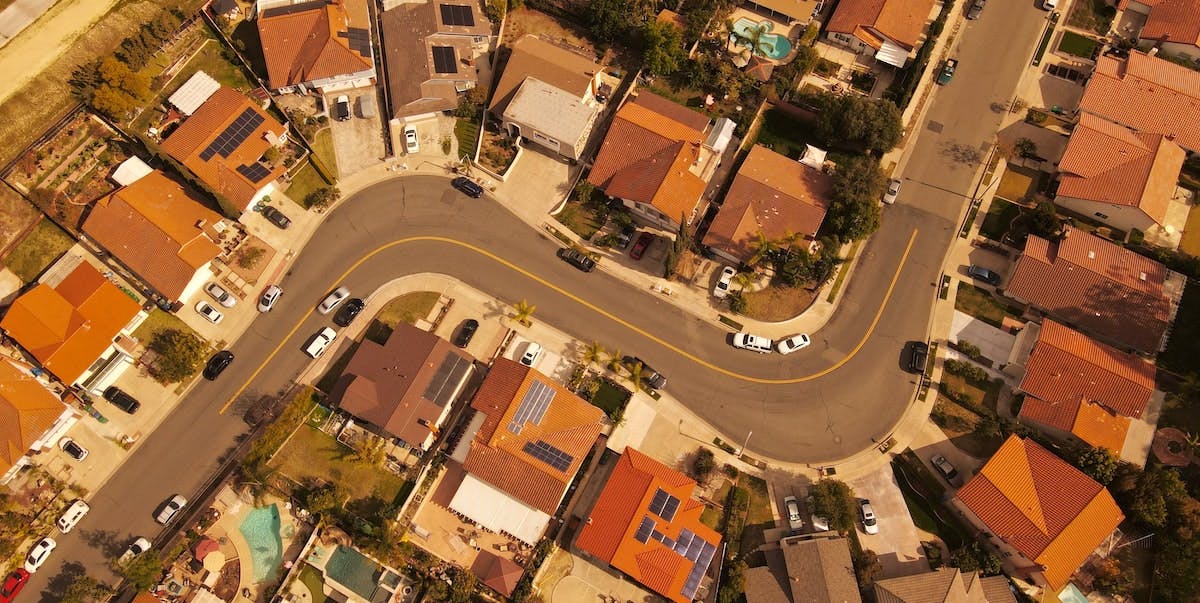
[110, 156, 153, 186]
[448, 474, 550, 545]
[502, 77, 598, 148]
[169, 71, 221, 115]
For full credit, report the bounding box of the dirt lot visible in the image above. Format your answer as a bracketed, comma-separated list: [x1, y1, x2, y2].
[0, 186, 40, 257]
[502, 8, 595, 51]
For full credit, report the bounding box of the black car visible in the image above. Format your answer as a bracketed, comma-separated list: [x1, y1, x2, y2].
[451, 177, 484, 198]
[967, 265, 1001, 286]
[262, 206, 291, 229]
[615, 225, 636, 249]
[621, 355, 668, 390]
[334, 298, 365, 327]
[907, 342, 929, 374]
[454, 319, 479, 348]
[557, 248, 596, 272]
[103, 386, 141, 414]
[204, 350, 234, 381]
[966, 0, 984, 19]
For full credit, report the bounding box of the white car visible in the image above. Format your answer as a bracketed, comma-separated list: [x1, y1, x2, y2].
[318, 287, 350, 315]
[195, 301, 224, 324]
[783, 496, 804, 530]
[119, 537, 152, 565]
[1042, 0, 1057, 9]
[807, 495, 831, 532]
[305, 327, 337, 358]
[520, 342, 542, 366]
[156, 495, 187, 525]
[859, 499, 879, 535]
[732, 332, 773, 353]
[713, 266, 736, 299]
[24, 537, 56, 573]
[258, 284, 282, 313]
[60, 437, 88, 461]
[56, 500, 90, 534]
[404, 125, 419, 154]
[882, 178, 901, 204]
[777, 333, 811, 354]
[205, 283, 237, 308]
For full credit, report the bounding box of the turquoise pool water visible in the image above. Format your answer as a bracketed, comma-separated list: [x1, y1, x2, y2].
[238, 504, 283, 583]
[730, 18, 792, 60]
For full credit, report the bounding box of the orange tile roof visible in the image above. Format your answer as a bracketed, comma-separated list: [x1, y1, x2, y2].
[1004, 231, 1174, 353]
[463, 359, 604, 514]
[83, 171, 222, 300]
[1057, 113, 1183, 226]
[257, 0, 374, 90]
[1071, 400, 1131, 454]
[1079, 52, 1200, 153]
[0, 359, 68, 473]
[957, 436, 1124, 591]
[826, 0, 937, 50]
[704, 145, 831, 261]
[0, 262, 141, 385]
[160, 87, 287, 211]
[576, 448, 721, 603]
[1139, 0, 1200, 49]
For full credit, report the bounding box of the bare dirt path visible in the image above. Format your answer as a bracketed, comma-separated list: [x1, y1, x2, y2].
[0, 0, 120, 105]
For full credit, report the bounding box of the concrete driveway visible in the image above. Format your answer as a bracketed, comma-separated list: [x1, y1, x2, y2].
[495, 144, 574, 224]
[948, 310, 1016, 364]
[327, 89, 386, 176]
[850, 467, 931, 579]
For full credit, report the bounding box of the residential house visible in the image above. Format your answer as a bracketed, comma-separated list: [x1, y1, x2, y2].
[825, 0, 939, 68]
[1123, 0, 1200, 59]
[741, 0, 820, 24]
[743, 531, 861, 603]
[575, 447, 722, 603]
[588, 92, 717, 231]
[1055, 113, 1185, 235]
[161, 86, 288, 213]
[487, 35, 603, 160]
[1006, 320, 1156, 457]
[873, 568, 1016, 602]
[1079, 51, 1200, 153]
[0, 259, 144, 392]
[380, 0, 490, 120]
[1003, 229, 1183, 353]
[83, 169, 224, 304]
[954, 435, 1124, 592]
[703, 144, 832, 265]
[0, 358, 78, 484]
[256, 0, 376, 93]
[328, 321, 476, 451]
[447, 358, 604, 544]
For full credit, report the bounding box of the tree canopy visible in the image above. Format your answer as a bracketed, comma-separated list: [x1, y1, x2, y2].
[805, 92, 904, 152]
[809, 479, 857, 534]
[148, 328, 208, 384]
[825, 155, 885, 242]
[641, 20, 687, 77]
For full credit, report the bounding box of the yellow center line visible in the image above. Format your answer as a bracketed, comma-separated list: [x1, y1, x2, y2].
[220, 229, 917, 413]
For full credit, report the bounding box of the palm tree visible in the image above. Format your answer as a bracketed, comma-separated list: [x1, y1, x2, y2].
[1178, 372, 1200, 405]
[747, 231, 777, 266]
[580, 341, 605, 368]
[607, 348, 624, 373]
[239, 457, 278, 505]
[511, 299, 535, 327]
[727, 20, 773, 59]
[734, 270, 756, 292]
[628, 361, 644, 393]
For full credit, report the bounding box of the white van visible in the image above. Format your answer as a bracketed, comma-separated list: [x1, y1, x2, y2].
[732, 333, 773, 353]
[57, 499, 90, 533]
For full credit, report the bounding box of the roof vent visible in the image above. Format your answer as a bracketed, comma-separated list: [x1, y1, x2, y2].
[1087, 250, 1096, 259]
[195, 219, 207, 229]
[1139, 271, 1147, 280]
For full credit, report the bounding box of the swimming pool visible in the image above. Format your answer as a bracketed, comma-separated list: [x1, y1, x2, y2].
[730, 18, 792, 60]
[238, 504, 283, 583]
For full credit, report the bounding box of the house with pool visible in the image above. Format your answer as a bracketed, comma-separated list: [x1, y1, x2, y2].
[825, 0, 939, 68]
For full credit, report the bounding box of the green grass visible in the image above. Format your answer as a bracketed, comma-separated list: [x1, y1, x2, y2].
[285, 162, 330, 208]
[700, 479, 733, 530]
[376, 292, 439, 328]
[310, 129, 338, 175]
[826, 240, 860, 303]
[753, 108, 812, 160]
[1032, 12, 1059, 66]
[298, 564, 334, 603]
[272, 425, 410, 502]
[954, 282, 1022, 328]
[891, 456, 967, 550]
[738, 475, 774, 562]
[1159, 282, 1200, 375]
[3, 219, 74, 283]
[455, 118, 481, 156]
[131, 308, 199, 344]
[557, 200, 606, 239]
[978, 199, 1020, 241]
[591, 380, 630, 417]
[1057, 31, 1099, 59]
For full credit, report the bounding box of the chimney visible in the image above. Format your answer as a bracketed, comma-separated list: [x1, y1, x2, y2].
[195, 219, 207, 229]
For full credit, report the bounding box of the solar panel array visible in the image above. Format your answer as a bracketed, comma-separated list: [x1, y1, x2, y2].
[236, 163, 272, 183]
[440, 4, 475, 26]
[681, 540, 717, 599]
[523, 439, 573, 472]
[432, 46, 458, 74]
[337, 28, 372, 56]
[507, 380, 554, 434]
[633, 516, 654, 544]
[424, 354, 472, 408]
[649, 488, 680, 522]
[200, 108, 264, 161]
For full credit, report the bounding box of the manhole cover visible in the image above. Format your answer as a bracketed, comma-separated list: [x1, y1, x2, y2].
[927, 121, 944, 133]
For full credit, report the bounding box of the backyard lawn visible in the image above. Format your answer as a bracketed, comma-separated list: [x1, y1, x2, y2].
[738, 475, 775, 564]
[590, 379, 630, 420]
[700, 478, 733, 531]
[273, 425, 411, 503]
[753, 108, 813, 160]
[978, 199, 1020, 241]
[310, 129, 339, 176]
[954, 282, 1022, 328]
[994, 165, 1042, 203]
[1158, 282, 1200, 376]
[1057, 31, 1099, 59]
[931, 396, 1004, 458]
[3, 219, 74, 283]
[285, 162, 331, 209]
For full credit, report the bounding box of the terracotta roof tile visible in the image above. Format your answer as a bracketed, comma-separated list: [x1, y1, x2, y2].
[257, 0, 374, 90]
[956, 436, 1123, 591]
[826, 0, 937, 49]
[83, 171, 222, 300]
[1139, 0, 1200, 48]
[380, 1, 490, 119]
[0, 359, 68, 472]
[1056, 114, 1183, 226]
[462, 359, 603, 514]
[489, 35, 602, 115]
[0, 263, 141, 385]
[1004, 231, 1174, 352]
[470, 551, 524, 597]
[1080, 52, 1200, 153]
[1070, 401, 1131, 453]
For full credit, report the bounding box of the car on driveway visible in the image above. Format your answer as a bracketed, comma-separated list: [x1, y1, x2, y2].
[777, 333, 811, 354]
[784, 496, 804, 530]
[882, 178, 901, 204]
[621, 355, 667, 390]
[156, 495, 187, 525]
[519, 342, 542, 366]
[557, 248, 596, 272]
[60, 437, 88, 461]
[404, 125, 419, 154]
[967, 264, 1001, 286]
[454, 319, 479, 348]
[258, 285, 282, 312]
[966, 0, 985, 19]
[195, 301, 224, 324]
[937, 58, 957, 85]
[103, 387, 141, 414]
[23, 538, 55, 573]
[119, 537, 151, 565]
[334, 95, 350, 121]
[931, 454, 961, 485]
[616, 225, 636, 249]
[262, 206, 291, 230]
[713, 266, 736, 299]
[334, 298, 364, 327]
[0, 569, 30, 602]
[318, 287, 351, 314]
[451, 177, 483, 198]
[206, 283, 236, 308]
[732, 333, 773, 353]
[859, 499, 879, 535]
[629, 232, 653, 260]
[204, 350, 234, 380]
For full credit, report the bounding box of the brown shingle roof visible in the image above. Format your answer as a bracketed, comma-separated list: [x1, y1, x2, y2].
[874, 568, 1015, 603]
[463, 359, 603, 514]
[257, 0, 374, 90]
[1056, 113, 1183, 226]
[956, 436, 1124, 591]
[1079, 52, 1200, 153]
[160, 87, 286, 211]
[488, 35, 602, 115]
[1004, 231, 1173, 352]
[0, 359, 68, 473]
[83, 171, 222, 301]
[826, 0, 937, 50]
[0, 263, 141, 385]
[380, 1, 490, 119]
[1139, 0, 1200, 49]
[781, 535, 862, 603]
[470, 551, 524, 597]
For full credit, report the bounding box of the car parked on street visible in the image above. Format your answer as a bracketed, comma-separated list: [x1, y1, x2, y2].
[23, 538, 55, 573]
[966, 0, 985, 19]
[59, 438, 88, 461]
[404, 125, 419, 154]
[520, 342, 542, 366]
[777, 333, 811, 354]
[334, 298, 364, 327]
[156, 495, 187, 525]
[0, 569, 30, 603]
[621, 356, 667, 390]
[713, 266, 736, 299]
[732, 333, 773, 353]
[907, 341, 929, 374]
[937, 58, 957, 85]
[318, 287, 351, 314]
[557, 248, 596, 272]
[882, 178, 901, 204]
[305, 327, 337, 359]
[451, 177, 483, 198]
[56, 499, 90, 534]
[195, 301, 224, 324]
[262, 205, 292, 230]
[859, 499, 879, 535]
[629, 232, 653, 260]
[454, 319, 479, 348]
[258, 285, 282, 312]
[118, 537, 151, 565]
[206, 283, 236, 308]
[784, 496, 804, 530]
[204, 350, 234, 380]
[932, 454, 961, 485]
[103, 387, 141, 414]
[967, 264, 1001, 286]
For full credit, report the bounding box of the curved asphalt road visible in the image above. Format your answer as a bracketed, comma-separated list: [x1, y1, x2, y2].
[27, 2, 1049, 598]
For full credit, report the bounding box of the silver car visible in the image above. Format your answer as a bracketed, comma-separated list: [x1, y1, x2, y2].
[155, 495, 187, 525]
[258, 285, 282, 313]
[205, 283, 237, 308]
[882, 178, 901, 204]
[317, 287, 350, 315]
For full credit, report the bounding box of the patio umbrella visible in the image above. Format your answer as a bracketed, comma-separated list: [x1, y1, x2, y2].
[202, 550, 226, 573]
[193, 538, 220, 561]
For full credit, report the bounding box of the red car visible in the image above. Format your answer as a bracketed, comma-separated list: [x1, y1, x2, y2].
[0, 569, 30, 603]
[629, 232, 654, 260]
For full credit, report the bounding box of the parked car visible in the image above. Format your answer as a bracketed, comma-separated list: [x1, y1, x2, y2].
[155, 495, 187, 525]
[404, 125, 419, 154]
[23, 538, 55, 573]
[882, 178, 901, 204]
[258, 285, 282, 312]
[557, 248, 596, 272]
[305, 327, 337, 359]
[777, 333, 812, 354]
[932, 454, 961, 485]
[103, 387, 141, 414]
[967, 264, 1001, 286]
[907, 341, 929, 374]
[334, 95, 351, 121]
[118, 537, 151, 565]
[937, 58, 958, 85]
[56, 499, 90, 534]
[1041, 0, 1057, 9]
[713, 266, 736, 299]
[318, 287, 351, 314]
[859, 499, 879, 535]
[262, 205, 291, 229]
[616, 225, 636, 249]
[59, 437, 88, 461]
[206, 283, 236, 308]
[784, 496, 804, 530]
[195, 301, 223, 324]
[454, 319, 479, 348]
[204, 350, 234, 380]
[966, 0, 985, 19]
[0, 569, 30, 603]
[621, 356, 667, 390]
[451, 177, 484, 198]
[333, 298, 365, 327]
[629, 232, 653, 260]
[732, 333, 773, 353]
[807, 495, 831, 532]
[519, 342, 542, 366]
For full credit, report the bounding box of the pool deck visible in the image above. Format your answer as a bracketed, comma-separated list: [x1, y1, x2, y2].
[209, 487, 307, 602]
[727, 6, 802, 64]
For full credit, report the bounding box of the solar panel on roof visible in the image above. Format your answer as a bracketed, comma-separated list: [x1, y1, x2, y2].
[522, 440, 573, 472]
[507, 380, 555, 434]
[634, 516, 654, 544]
[199, 108, 264, 161]
[440, 4, 475, 26]
[236, 163, 272, 183]
[681, 542, 717, 599]
[431, 46, 458, 74]
[423, 354, 472, 408]
[337, 28, 372, 56]
[648, 488, 680, 522]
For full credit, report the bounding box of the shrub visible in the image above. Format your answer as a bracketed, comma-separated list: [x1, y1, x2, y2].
[148, 329, 207, 383]
[694, 448, 716, 482]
